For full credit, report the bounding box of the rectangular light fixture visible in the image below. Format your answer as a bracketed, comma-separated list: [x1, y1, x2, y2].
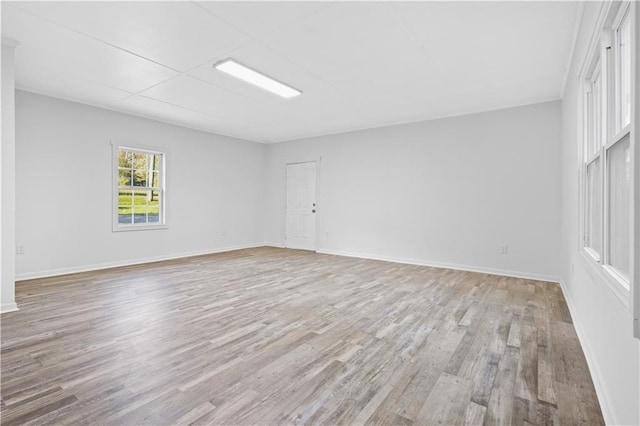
[214, 59, 301, 99]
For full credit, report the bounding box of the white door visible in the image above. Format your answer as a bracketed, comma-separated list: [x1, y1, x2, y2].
[285, 162, 317, 251]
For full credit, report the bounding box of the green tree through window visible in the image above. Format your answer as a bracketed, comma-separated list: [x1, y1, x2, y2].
[116, 147, 164, 226]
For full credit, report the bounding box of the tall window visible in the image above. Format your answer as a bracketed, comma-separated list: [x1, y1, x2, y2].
[582, 2, 633, 288]
[113, 145, 165, 230]
[584, 62, 603, 258]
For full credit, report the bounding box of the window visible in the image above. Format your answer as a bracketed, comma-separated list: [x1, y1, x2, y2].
[581, 2, 634, 292]
[616, 8, 631, 131]
[113, 145, 166, 231]
[607, 135, 631, 278]
[584, 62, 604, 259]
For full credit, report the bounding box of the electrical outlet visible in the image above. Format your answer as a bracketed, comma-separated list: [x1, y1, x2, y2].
[16, 245, 25, 255]
[500, 245, 508, 255]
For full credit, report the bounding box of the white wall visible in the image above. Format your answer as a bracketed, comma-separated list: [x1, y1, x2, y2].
[15, 91, 266, 279]
[1, 41, 18, 312]
[559, 2, 640, 425]
[265, 101, 562, 281]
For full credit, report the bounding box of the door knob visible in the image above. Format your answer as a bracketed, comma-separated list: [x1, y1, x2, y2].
[312, 209, 316, 213]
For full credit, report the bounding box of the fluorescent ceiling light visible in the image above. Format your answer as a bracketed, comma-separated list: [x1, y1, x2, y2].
[214, 59, 301, 99]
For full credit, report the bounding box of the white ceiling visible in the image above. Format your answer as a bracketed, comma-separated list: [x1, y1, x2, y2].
[2, 1, 579, 143]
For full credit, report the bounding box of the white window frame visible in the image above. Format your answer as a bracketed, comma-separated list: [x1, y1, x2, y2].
[632, 2, 640, 339]
[578, 2, 638, 337]
[111, 142, 168, 232]
[583, 59, 603, 261]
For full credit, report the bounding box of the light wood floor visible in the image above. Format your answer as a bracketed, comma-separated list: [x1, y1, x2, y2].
[1, 247, 603, 425]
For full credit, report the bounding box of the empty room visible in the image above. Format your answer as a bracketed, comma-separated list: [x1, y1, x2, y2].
[1, 1, 639, 425]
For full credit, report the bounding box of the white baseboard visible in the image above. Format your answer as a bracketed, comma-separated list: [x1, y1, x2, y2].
[263, 242, 285, 248]
[557, 279, 616, 426]
[17, 243, 557, 284]
[15, 243, 264, 281]
[316, 248, 560, 283]
[1, 302, 19, 314]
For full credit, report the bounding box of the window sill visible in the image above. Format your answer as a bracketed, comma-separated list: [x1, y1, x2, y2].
[579, 248, 631, 309]
[112, 224, 169, 232]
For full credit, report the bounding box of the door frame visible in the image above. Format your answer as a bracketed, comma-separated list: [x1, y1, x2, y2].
[282, 158, 321, 251]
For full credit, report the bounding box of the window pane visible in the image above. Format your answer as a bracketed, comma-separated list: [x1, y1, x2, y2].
[133, 213, 148, 224]
[585, 67, 602, 160]
[585, 158, 602, 255]
[133, 190, 149, 206]
[585, 91, 593, 162]
[592, 72, 603, 151]
[152, 154, 160, 172]
[133, 169, 148, 187]
[148, 191, 161, 223]
[133, 191, 148, 224]
[133, 191, 154, 224]
[133, 152, 147, 169]
[619, 14, 631, 128]
[607, 136, 631, 277]
[118, 168, 132, 186]
[118, 190, 133, 224]
[118, 150, 132, 168]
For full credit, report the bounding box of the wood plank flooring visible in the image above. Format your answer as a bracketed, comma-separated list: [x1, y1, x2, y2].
[1, 247, 604, 425]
